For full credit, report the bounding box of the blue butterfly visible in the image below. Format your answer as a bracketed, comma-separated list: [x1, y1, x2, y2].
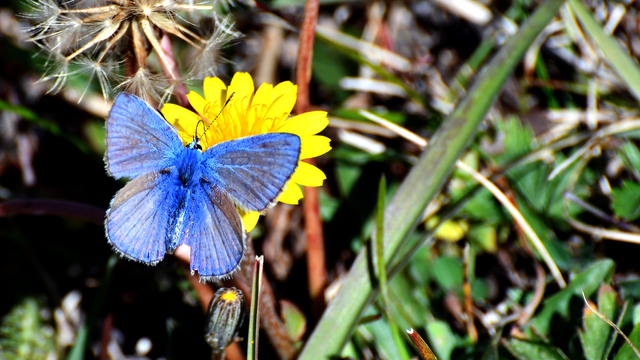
[104, 93, 301, 281]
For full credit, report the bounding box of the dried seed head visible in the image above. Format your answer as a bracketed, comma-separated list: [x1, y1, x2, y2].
[117, 67, 166, 103]
[22, 0, 240, 102]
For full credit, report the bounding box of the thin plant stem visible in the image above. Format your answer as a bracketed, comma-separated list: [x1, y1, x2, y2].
[295, 0, 327, 307]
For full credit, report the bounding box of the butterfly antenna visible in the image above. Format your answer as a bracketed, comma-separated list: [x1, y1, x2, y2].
[199, 92, 235, 141]
[194, 119, 206, 140]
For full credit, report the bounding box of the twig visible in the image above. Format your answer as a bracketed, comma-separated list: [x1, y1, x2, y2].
[566, 216, 640, 244]
[564, 192, 640, 232]
[159, 34, 189, 107]
[516, 262, 546, 326]
[0, 199, 105, 224]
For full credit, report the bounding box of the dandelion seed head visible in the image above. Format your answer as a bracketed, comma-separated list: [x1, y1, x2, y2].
[187, 15, 240, 79]
[23, 0, 238, 102]
[117, 67, 166, 103]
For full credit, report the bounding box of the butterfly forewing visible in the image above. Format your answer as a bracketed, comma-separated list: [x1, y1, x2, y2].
[106, 170, 180, 264]
[202, 133, 301, 212]
[105, 93, 183, 179]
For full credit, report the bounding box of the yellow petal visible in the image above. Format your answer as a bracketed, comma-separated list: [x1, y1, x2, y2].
[203, 76, 227, 105]
[277, 111, 328, 136]
[225, 73, 255, 139]
[300, 135, 331, 159]
[278, 181, 303, 204]
[291, 161, 326, 187]
[161, 103, 200, 145]
[227, 72, 255, 103]
[263, 82, 296, 127]
[186, 91, 207, 116]
[247, 82, 273, 133]
[241, 210, 260, 233]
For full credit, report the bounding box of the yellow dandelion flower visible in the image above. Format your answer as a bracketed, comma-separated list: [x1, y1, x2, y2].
[161, 72, 331, 232]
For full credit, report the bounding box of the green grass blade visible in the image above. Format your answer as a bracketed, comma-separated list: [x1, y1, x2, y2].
[246, 255, 264, 360]
[298, 0, 566, 358]
[568, 0, 640, 102]
[375, 175, 411, 360]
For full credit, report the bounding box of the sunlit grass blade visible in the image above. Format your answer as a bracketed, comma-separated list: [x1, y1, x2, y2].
[247, 255, 264, 360]
[567, 0, 640, 102]
[298, 0, 567, 358]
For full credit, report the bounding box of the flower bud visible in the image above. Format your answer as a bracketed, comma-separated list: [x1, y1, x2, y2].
[205, 287, 245, 353]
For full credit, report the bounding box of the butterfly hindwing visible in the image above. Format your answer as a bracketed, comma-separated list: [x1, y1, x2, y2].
[201, 133, 301, 212]
[181, 182, 246, 281]
[106, 169, 182, 264]
[105, 93, 183, 179]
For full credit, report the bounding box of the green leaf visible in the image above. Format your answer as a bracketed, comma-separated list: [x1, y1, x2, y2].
[611, 181, 640, 221]
[425, 320, 457, 360]
[281, 300, 307, 342]
[531, 259, 615, 336]
[493, 116, 536, 165]
[467, 224, 498, 253]
[616, 141, 640, 180]
[433, 256, 463, 291]
[503, 337, 570, 360]
[579, 285, 619, 360]
[389, 272, 431, 329]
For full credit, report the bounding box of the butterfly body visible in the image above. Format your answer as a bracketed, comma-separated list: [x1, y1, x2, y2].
[104, 93, 301, 281]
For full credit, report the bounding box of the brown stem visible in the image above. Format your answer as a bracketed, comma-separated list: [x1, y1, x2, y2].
[295, 0, 327, 311]
[99, 312, 114, 360]
[0, 199, 105, 224]
[160, 33, 189, 107]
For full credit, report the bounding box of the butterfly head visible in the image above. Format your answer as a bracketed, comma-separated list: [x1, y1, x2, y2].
[189, 92, 235, 151]
[187, 137, 202, 151]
